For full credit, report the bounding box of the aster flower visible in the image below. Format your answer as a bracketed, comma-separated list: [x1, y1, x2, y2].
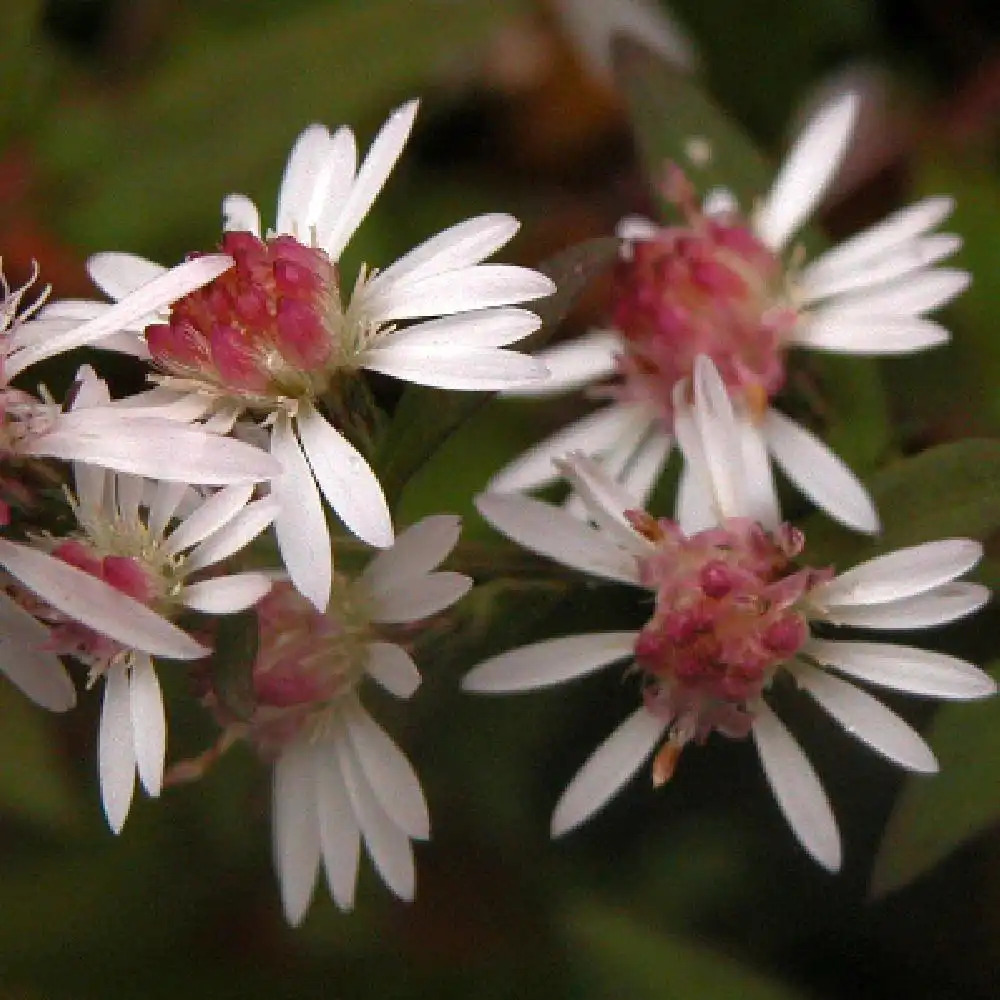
[23, 102, 554, 611]
[197, 515, 470, 925]
[490, 90, 968, 535]
[465, 356, 993, 869]
[0, 456, 277, 832]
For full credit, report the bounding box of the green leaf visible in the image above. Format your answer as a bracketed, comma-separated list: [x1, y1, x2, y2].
[567, 901, 808, 1000]
[869, 664, 1000, 898]
[209, 610, 258, 722]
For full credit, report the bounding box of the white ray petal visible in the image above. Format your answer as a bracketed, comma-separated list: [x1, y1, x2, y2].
[182, 573, 272, 614]
[817, 583, 991, 630]
[0, 591, 76, 711]
[99, 663, 136, 834]
[761, 408, 879, 534]
[273, 740, 321, 926]
[115, 472, 143, 525]
[463, 632, 638, 693]
[148, 482, 188, 538]
[370, 572, 471, 624]
[361, 515, 461, 595]
[812, 539, 982, 607]
[343, 698, 429, 840]
[619, 428, 673, 507]
[184, 496, 277, 573]
[751, 700, 842, 871]
[129, 654, 166, 797]
[222, 193, 261, 236]
[269, 414, 331, 611]
[736, 414, 781, 529]
[805, 638, 996, 700]
[365, 642, 421, 699]
[163, 484, 254, 556]
[815, 269, 969, 320]
[675, 463, 716, 534]
[276, 124, 338, 236]
[0, 540, 206, 660]
[788, 314, 950, 354]
[503, 330, 621, 398]
[322, 101, 419, 261]
[314, 126, 360, 246]
[87, 252, 167, 301]
[313, 739, 360, 912]
[795, 663, 937, 772]
[362, 345, 547, 391]
[551, 707, 666, 837]
[378, 307, 540, 349]
[475, 493, 641, 585]
[756, 91, 858, 251]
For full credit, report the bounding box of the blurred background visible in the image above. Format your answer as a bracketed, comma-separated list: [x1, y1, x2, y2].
[2, 0, 1000, 997]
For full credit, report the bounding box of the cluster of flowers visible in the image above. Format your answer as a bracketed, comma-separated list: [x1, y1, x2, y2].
[0, 91, 992, 925]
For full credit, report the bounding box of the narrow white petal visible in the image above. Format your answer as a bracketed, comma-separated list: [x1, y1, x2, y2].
[817, 583, 991, 630]
[463, 632, 638, 693]
[183, 496, 277, 574]
[751, 701, 842, 870]
[0, 591, 76, 711]
[675, 463, 716, 534]
[756, 91, 858, 251]
[276, 124, 338, 236]
[222, 193, 261, 235]
[148, 481, 188, 538]
[816, 269, 969, 319]
[363, 345, 548, 391]
[370, 572, 471, 624]
[273, 740, 321, 925]
[788, 314, 950, 354]
[360, 515, 461, 595]
[0, 540, 207, 660]
[812, 539, 983, 607]
[343, 698, 430, 840]
[182, 573, 272, 614]
[503, 330, 621, 398]
[322, 101, 418, 261]
[365, 642, 421, 699]
[378, 307, 540, 349]
[805, 638, 997, 699]
[795, 663, 937, 772]
[163, 484, 254, 556]
[99, 664, 137, 834]
[619, 428, 672, 507]
[736, 415, 781, 529]
[475, 493, 641, 585]
[314, 126, 360, 247]
[313, 739, 361, 911]
[762, 408, 879, 534]
[269, 415, 331, 611]
[115, 473, 143, 525]
[87, 252, 166, 301]
[550, 707, 667, 837]
[129, 654, 166, 797]
[36, 298, 106, 321]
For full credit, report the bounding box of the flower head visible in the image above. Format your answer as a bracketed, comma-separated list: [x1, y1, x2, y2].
[465, 357, 993, 869]
[491, 90, 968, 536]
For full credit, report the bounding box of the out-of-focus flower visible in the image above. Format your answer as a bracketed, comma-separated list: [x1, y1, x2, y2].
[200, 515, 470, 925]
[25, 102, 553, 611]
[466, 357, 992, 869]
[491, 91, 968, 535]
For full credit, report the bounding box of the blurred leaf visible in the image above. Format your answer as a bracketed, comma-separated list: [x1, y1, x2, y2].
[803, 439, 1000, 569]
[870, 664, 1000, 898]
[210, 610, 258, 721]
[567, 901, 807, 1000]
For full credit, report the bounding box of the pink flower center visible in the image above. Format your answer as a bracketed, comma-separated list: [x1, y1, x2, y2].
[609, 169, 798, 423]
[629, 513, 831, 781]
[145, 232, 340, 399]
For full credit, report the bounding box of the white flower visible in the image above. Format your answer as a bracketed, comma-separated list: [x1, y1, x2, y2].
[491, 90, 968, 536]
[0, 460, 276, 832]
[232, 515, 470, 925]
[24, 102, 554, 612]
[464, 357, 993, 870]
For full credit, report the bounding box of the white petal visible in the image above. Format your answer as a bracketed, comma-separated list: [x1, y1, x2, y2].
[269, 415, 331, 611]
[182, 573, 272, 614]
[297, 403, 393, 549]
[788, 314, 950, 354]
[322, 101, 418, 261]
[183, 496, 277, 573]
[273, 740, 321, 925]
[817, 583, 991, 630]
[370, 572, 471, 624]
[222, 193, 261, 235]
[313, 739, 361, 912]
[463, 632, 638, 693]
[675, 463, 716, 534]
[362, 345, 548, 391]
[812, 539, 983, 607]
[804, 638, 997, 700]
[87, 252, 167, 301]
[736, 415, 781, 529]
[129, 653, 166, 797]
[378, 307, 540, 349]
[751, 700, 842, 871]
[99, 663, 136, 834]
[343, 698, 429, 840]
[619, 428, 673, 507]
[163, 483, 254, 556]
[148, 481, 188, 538]
[475, 493, 641, 585]
[0, 591, 76, 711]
[313, 126, 360, 247]
[0, 540, 207, 660]
[756, 91, 858, 251]
[276, 124, 339, 236]
[365, 642, 421, 699]
[816, 269, 969, 319]
[795, 663, 937, 772]
[761, 408, 879, 534]
[361, 515, 462, 595]
[550, 707, 666, 837]
[504, 330, 621, 398]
